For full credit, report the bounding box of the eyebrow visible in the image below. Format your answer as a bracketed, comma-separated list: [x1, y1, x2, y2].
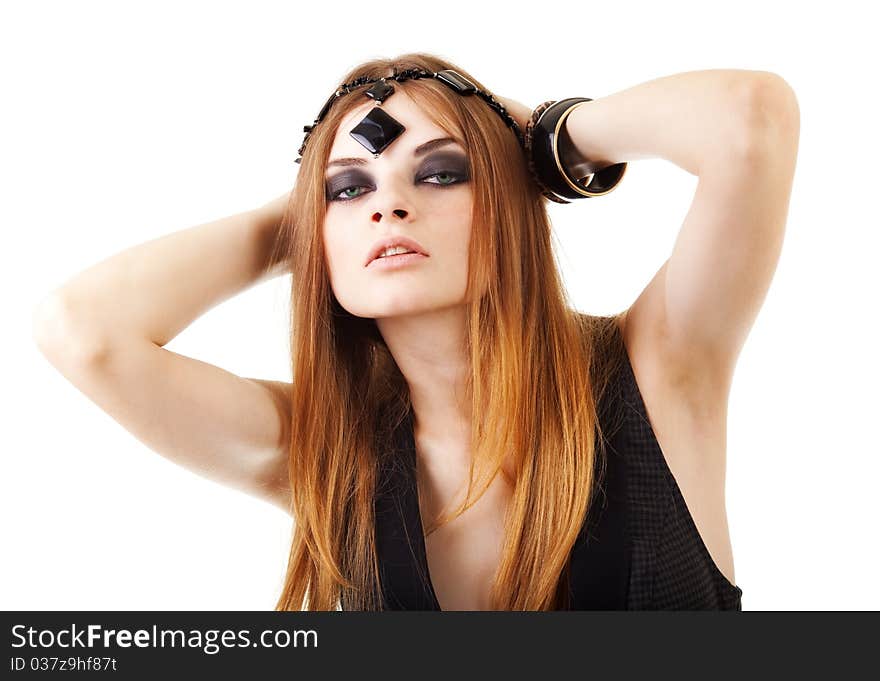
[326, 137, 460, 170]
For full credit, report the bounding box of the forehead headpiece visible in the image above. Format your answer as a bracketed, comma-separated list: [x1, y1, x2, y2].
[295, 67, 626, 203]
[295, 68, 522, 163]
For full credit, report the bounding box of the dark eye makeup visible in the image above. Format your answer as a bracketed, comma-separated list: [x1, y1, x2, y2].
[324, 152, 470, 203]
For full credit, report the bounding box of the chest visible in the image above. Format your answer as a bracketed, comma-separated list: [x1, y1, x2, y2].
[413, 357, 737, 612]
[416, 465, 512, 611]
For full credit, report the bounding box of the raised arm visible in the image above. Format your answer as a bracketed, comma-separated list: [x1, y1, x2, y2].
[564, 69, 799, 392]
[32, 193, 296, 513]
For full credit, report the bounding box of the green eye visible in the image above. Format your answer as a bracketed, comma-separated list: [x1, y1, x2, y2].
[328, 171, 467, 203]
[421, 171, 467, 187]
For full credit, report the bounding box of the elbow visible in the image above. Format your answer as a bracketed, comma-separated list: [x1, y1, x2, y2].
[732, 72, 800, 151]
[33, 293, 112, 367]
[32, 293, 67, 355]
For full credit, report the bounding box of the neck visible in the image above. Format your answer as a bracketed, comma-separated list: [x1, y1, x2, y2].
[376, 304, 471, 447]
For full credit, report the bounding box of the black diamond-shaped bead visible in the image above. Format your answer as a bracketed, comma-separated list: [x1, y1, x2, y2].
[365, 79, 395, 103]
[349, 107, 406, 155]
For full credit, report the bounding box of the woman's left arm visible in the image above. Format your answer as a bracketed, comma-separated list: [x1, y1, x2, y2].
[567, 69, 800, 388]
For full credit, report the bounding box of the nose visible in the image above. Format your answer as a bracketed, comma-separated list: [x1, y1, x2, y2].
[372, 207, 408, 222]
[368, 172, 414, 223]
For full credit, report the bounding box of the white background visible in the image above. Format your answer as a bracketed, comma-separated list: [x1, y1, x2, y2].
[2, 0, 877, 611]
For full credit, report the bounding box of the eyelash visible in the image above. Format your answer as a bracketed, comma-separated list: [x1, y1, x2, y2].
[327, 171, 467, 203]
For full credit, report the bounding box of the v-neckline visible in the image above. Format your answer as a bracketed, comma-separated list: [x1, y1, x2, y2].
[403, 407, 444, 611]
[378, 388, 631, 611]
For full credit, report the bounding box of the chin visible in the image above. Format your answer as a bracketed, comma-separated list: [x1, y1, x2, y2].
[334, 280, 469, 319]
[348, 299, 455, 320]
[370, 302, 434, 319]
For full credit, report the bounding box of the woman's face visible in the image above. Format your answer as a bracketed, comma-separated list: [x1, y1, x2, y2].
[322, 91, 474, 319]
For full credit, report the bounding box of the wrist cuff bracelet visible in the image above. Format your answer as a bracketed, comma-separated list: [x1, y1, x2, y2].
[525, 98, 628, 204]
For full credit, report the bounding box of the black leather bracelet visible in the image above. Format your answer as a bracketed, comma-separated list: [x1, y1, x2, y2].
[525, 98, 628, 203]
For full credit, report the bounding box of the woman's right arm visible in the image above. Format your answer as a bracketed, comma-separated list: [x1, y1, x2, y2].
[32, 193, 295, 514]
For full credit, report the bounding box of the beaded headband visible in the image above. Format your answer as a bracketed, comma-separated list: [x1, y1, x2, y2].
[294, 67, 627, 203]
[294, 67, 523, 165]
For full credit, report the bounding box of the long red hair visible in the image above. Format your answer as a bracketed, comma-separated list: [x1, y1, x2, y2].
[267, 52, 625, 610]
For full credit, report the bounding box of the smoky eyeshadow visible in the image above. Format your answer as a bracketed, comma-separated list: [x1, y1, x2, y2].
[324, 151, 470, 198]
[417, 151, 470, 178]
[325, 170, 371, 199]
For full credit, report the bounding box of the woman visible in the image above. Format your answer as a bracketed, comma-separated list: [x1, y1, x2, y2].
[33, 53, 799, 611]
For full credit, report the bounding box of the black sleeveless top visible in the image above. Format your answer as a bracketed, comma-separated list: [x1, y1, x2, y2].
[368, 328, 744, 611]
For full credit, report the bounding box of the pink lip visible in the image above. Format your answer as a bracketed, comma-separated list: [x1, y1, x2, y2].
[365, 235, 429, 267]
[366, 252, 429, 271]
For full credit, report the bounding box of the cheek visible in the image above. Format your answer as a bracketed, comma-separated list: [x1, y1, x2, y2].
[448, 212, 473, 260]
[434, 194, 473, 257]
[323, 220, 366, 292]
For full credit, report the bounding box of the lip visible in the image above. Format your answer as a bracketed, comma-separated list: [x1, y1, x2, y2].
[365, 235, 429, 267]
[366, 251, 429, 271]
